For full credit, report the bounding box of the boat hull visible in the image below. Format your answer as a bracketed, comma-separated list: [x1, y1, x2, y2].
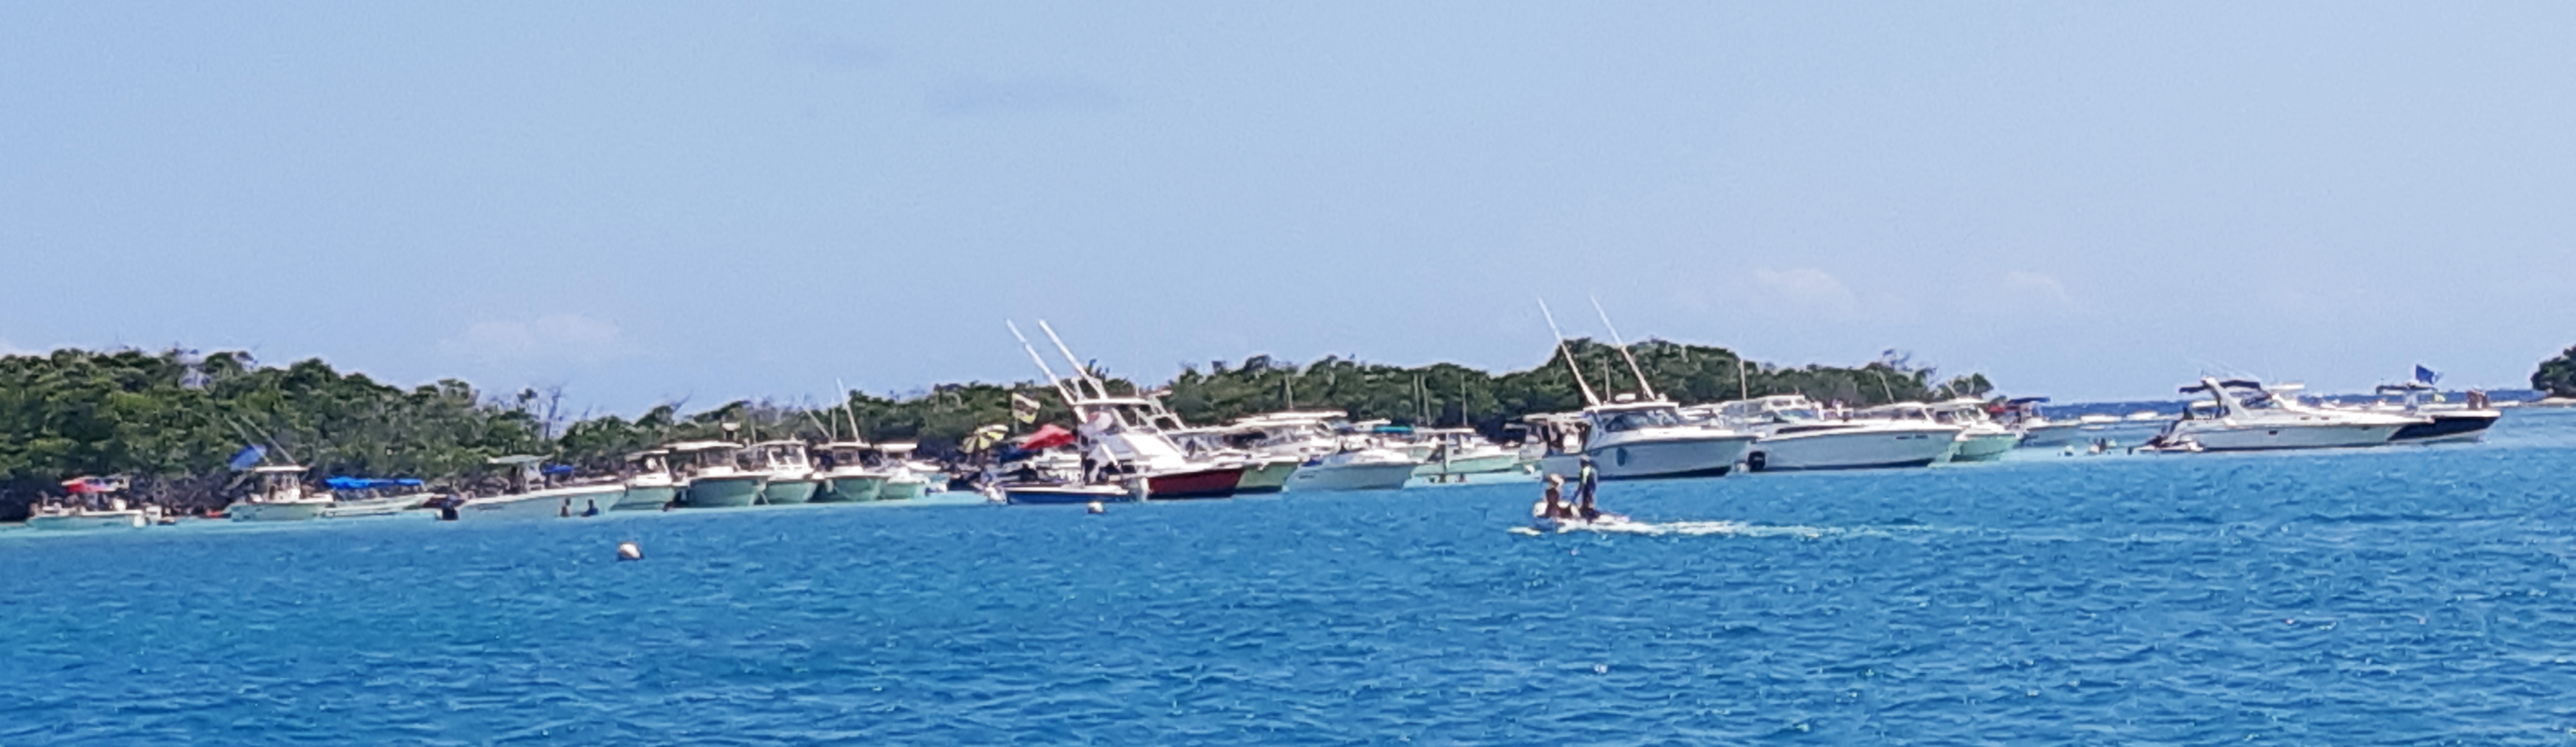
[1233, 460, 1297, 494]
[228, 501, 331, 522]
[1413, 452, 1522, 477]
[2174, 423, 2403, 451]
[1747, 429, 1954, 472]
[761, 478, 821, 505]
[29, 512, 146, 530]
[463, 485, 626, 518]
[1145, 467, 1244, 499]
[879, 475, 927, 501]
[1537, 435, 1754, 480]
[613, 484, 678, 511]
[2390, 411, 2499, 444]
[684, 476, 766, 507]
[815, 474, 887, 502]
[1948, 432, 2019, 462]
[1003, 484, 1134, 505]
[1286, 461, 1419, 492]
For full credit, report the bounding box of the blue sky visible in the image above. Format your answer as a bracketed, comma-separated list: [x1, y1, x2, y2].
[6, 2, 2572, 412]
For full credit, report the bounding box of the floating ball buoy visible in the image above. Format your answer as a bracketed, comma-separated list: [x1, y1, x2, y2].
[1085, 501, 1105, 515]
[616, 541, 643, 561]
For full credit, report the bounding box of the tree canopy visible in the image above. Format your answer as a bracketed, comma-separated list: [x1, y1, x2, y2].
[0, 341, 1994, 518]
[2534, 346, 2576, 398]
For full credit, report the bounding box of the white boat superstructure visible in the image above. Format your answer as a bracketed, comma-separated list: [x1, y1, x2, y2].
[613, 449, 681, 510]
[668, 440, 766, 508]
[2155, 378, 2423, 452]
[1528, 397, 1758, 480]
[1707, 395, 1961, 471]
[229, 465, 334, 522]
[813, 441, 895, 502]
[748, 440, 822, 505]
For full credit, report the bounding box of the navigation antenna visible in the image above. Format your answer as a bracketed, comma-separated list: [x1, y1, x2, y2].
[1590, 295, 1660, 402]
[1537, 299, 1601, 407]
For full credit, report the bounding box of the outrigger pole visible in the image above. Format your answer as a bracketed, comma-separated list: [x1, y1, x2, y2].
[1537, 299, 1602, 407]
[1036, 320, 1112, 401]
[1589, 295, 1660, 402]
[1007, 321, 1083, 409]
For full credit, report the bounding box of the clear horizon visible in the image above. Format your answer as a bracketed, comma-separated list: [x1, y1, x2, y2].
[8, 3, 2572, 413]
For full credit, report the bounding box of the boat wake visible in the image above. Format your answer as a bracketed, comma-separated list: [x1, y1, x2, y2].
[1510, 520, 1836, 539]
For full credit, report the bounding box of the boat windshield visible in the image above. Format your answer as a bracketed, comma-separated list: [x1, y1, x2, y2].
[1598, 407, 1687, 432]
[1769, 406, 1825, 423]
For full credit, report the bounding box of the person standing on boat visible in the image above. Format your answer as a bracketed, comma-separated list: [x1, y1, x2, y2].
[1573, 456, 1599, 517]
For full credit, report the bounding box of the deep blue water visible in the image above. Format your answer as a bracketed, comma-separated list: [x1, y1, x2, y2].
[9, 411, 2576, 745]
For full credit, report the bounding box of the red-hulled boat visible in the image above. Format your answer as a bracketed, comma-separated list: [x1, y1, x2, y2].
[1142, 465, 1244, 500]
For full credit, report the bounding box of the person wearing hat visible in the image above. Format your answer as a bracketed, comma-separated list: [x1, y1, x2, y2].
[1532, 473, 1573, 520]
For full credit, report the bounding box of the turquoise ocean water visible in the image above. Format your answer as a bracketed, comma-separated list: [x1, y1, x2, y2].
[8, 410, 2576, 745]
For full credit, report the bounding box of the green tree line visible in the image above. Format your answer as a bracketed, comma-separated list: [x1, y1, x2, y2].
[2536, 345, 2576, 398]
[1, 341, 1991, 518]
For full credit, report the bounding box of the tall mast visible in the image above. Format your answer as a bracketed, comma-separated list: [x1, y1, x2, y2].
[1036, 320, 1111, 400]
[1538, 299, 1601, 406]
[1590, 295, 1659, 401]
[1007, 321, 1082, 408]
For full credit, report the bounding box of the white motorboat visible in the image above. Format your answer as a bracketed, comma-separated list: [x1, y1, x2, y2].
[2157, 378, 2422, 451]
[1706, 395, 1961, 471]
[668, 440, 766, 507]
[748, 440, 822, 505]
[1284, 444, 1422, 492]
[29, 477, 149, 530]
[1409, 427, 1523, 478]
[873, 443, 934, 500]
[1222, 411, 1421, 492]
[229, 465, 334, 521]
[2373, 378, 2501, 445]
[613, 450, 681, 510]
[460, 455, 624, 518]
[1923, 399, 2020, 462]
[1524, 299, 1757, 480]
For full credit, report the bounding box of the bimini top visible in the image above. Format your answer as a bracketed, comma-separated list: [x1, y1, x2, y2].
[747, 439, 810, 449]
[663, 440, 745, 452]
[815, 440, 874, 450]
[487, 454, 545, 465]
[1232, 411, 1350, 426]
[324, 477, 423, 490]
[249, 465, 309, 474]
[624, 449, 670, 459]
[2178, 379, 2266, 394]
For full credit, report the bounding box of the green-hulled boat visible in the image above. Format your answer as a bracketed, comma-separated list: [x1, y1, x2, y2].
[749, 440, 820, 505]
[613, 449, 681, 510]
[669, 440, 764, 508]
[813, 442, 889, 502]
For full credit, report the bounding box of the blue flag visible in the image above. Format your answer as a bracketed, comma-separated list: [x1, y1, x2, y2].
[227, 445, 267, 471]
[2414, 365, 2440, 386]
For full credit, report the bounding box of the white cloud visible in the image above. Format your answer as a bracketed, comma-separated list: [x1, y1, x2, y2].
[440, 315, 633, 363]
[1751, 268, 1859, 313]
[2001, 270, 2073, 307]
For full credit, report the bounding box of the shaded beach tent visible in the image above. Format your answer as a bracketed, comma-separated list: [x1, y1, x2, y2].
[1016, 424, 1076, 451]
[323, 477, 424, 490]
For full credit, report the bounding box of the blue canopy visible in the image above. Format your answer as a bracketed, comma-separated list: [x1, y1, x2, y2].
[541, 465, 575, 475]
[324, 477, 424, 490]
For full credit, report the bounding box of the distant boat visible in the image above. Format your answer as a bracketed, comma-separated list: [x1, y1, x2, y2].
[2155, 378, 2421, 451]
[29, 477, 148, 530]
[1408, 427, 1523, 478]
[1707, 395, 1958, 472]
[2373, 379, 2500, 445]
[229, 465, 333, 522]
[1531, 396, 1757, 480]
[1854, 399, 2017, 463]
[460, 455, 623, 518]
[1223, 411, 1418, 492]
[747, 440, 822, 505]
[811, 442, 892, 502]
[613, 449, 681, 510]
[668, 441, 765, 508]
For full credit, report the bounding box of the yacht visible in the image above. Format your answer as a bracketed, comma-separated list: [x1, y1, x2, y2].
[1523, 298, 1756, 480]
[1705, 395, 1961, 471]
[2373, 378, 2501, 445]
[1169, 426, 1300, 494]
[228, 465, 334, 521]
[748, 440, 822, 505]
[812, 442, 892, 502]
[1009, 321, 1246, 499]
[613, 450, 681, 510]
[668, 441, 766, 508]
[2156, 378, 2422, 451]
[460, 455, 625, 518]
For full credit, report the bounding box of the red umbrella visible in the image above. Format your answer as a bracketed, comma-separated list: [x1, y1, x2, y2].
[1017, 424, 1076, 450]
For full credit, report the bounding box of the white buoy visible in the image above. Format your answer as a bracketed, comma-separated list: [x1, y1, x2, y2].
[616, 541, 642, 561]
[1085, 501, 1105, 514]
